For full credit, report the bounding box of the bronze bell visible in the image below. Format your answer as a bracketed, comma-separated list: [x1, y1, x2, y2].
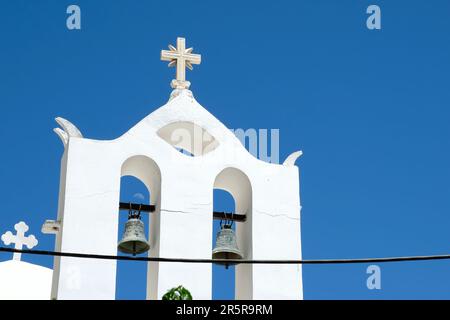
[118, 210, 150, 256]
[212, 222, 243, 267]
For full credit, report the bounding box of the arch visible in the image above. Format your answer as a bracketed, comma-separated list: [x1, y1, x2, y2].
[119, 155, 162, 300]
[213, 167, 253, 299]
[157, 121, 220, 156]
[214, 168, 251, 216]
[116, 176, 149, 299]
[212, 189, 236, 300]
[121, 155, 161, 204]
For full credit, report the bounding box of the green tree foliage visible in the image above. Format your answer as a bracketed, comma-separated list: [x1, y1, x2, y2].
[162, 285, 193, 300]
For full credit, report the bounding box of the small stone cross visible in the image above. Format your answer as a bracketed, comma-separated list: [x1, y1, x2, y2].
[161, 37, 201, 90]
[1, 221, 38, 261]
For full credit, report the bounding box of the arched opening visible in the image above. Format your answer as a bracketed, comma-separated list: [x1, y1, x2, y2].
[213, 168, 252, 300]
[157, 121, 220, 156]
[212, 189, 236, 300]
[116, 155, 161, 300]
[116, 176, 149, 300]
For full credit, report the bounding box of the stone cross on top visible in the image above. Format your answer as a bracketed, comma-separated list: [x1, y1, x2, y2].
[1, 221, 38, 261]
[161, 37, 201, 90]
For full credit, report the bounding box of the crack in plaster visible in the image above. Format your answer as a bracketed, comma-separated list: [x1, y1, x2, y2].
[160, 208, 209, 218]
[254, 209, 300, 221]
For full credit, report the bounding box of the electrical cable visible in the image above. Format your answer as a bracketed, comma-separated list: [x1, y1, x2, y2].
[1, 247, 450, 265]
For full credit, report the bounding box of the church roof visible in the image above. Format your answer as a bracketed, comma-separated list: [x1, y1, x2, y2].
[0, 260, 52, 300]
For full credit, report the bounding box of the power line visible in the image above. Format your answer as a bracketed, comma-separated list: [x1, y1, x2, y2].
[1, 247, 450, 265]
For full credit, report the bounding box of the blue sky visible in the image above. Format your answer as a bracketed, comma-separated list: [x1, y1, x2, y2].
[1, 0, 450, 299]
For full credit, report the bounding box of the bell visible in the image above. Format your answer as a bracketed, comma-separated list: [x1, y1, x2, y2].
[118, 211, 150, 256]
[212, 223, 243, 267]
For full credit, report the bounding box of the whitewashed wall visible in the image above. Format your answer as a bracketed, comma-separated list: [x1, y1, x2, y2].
[51, 89, 303, 300]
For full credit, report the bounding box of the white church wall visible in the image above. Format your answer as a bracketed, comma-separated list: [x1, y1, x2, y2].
[151, 155, 213, 299]
[52, 138, 122, 299]
[250, 165, 303, 299]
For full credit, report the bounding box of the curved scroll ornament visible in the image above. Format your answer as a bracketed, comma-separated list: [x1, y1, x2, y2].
[283, 150, 303, 166]
[53, 117, 83, 147]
